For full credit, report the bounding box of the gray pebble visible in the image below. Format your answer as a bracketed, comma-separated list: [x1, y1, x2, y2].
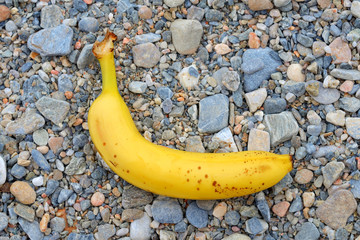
[10, 164, 27, 179]
[79, 17, 99, 33]
[50, 217, 66, 233]
[264, 98, 287, 114]
[294, 222, 320, 240]
[185, 202, 208, 228]
[0, 212, 9, 232]
[151, 198, 183, 224]
[224, 211, 240, 226]
[57, 189, 74, 204]
[31, 150, 51, 172]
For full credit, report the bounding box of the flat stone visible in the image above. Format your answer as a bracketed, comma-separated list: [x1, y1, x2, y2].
[14, 204, 35, 222]
[35, 97, 70, 126]
[272, 201, 290, 217]
[351, 1, 360, 18]
[129, 81, 147, 94]
[64, 157, 86, 175]
[264, 98, 287, 114]
[330, 69, 360, 80]
[151, 198, 183, 224]
[326, 110, 345, 126]
[121, 209, 143, 222]
[346, 118, 360, 139]
[340, 80, 354, 92]
[6, 109, 45, 135]
[117, 0, 132, 13]
[178, 66, 200, 90]
[245, 217, 268, 235]
[31, 150, 51, 172]
[186, 202, 208, 228]
[134, 33, 161, 44]
[18, 218, 44, 240]
[294, 169, 313, 184]
[130, 213, 151, 240]
[339, 97, 360, 113]
[164, 0, 184, 7]
[50, 217, 66, 233]
[312, 41, 327, 57]
[215, 43, 232, 55]
[212, 202, 227, 220]
[264, 112, 299, 146]
[94, 224, 116, 240]
[185, 136, 205, 153]
[242, 48, 282, 92]
[198, 94, 229, 133]
[255, 192, 271, 222]
[77, 44, 96, 69]
[323, 75, 340, 88]
[212, 127, 238, 152]
[122, 186, 153, 209]
[295, 222, 320, 240]
[41, 5, 63, 28]
[222, 234, 251, 240]
[222, 71, 240, 91]
[282, 81, 306, 97]
[316, 189, 356, 230]
[287, 64, 305, 82]
[248, 0, 273, 11]
[10, 181, 36, 205]
[322, 161, 345, 188]
[329, 37, 352, 64]
[170, 19, 203, 55]
[247, 129, 270, 152]
[79, 17, 99, 33]
[245, 88, 267, 113]
[187, 6, 205, 21]
[22, 75, 49, 103]
[0, 212, 8, 232]
[132, 43, 161, 68]
[57, 189, 74, 203]
[306, 80, 340, 104]
[196, 200, 215, 211]
[27, 24, 73, 57]
[0, 5, 10, 22]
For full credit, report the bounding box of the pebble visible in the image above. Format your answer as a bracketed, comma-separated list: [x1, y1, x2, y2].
[5, 109, 45, 135]
[245, 217, 268, 235]
[282, 81, 306, 97]
[339, 97, 360, 113]
[18, 217, 44, 240]
[132, 43, 161, 68]
[94, 224, 116, 240]
[5, 20, 17, 32]
[212, 202, 227, 220]
[264, 98, 287, 114]
[215, 43, 232, 55]
[151, 198, 183, 224]
[225, 211, 241, 226]
[170, 19, 203, 55]
[272, 201, 290, 217]
[178, 66, 200, 90]
[164, 0, 184, 7]
[212, 127, 238, 152]
[323, 75, 340, 88]
[222, 71, 240, 92]
[306, 80, 340, 104]
[0, 156, 6, 186]
[79, 17, 99, 32]
[0, 5, 10, 22]
[322, 161, 345, 188]
[33, 129, 49, 146]
[10, 181, 36, 205]
[198, 94, 229, 133]
[244, 88, 267, 113]
[138, 6, 152, 19]
[196, 200, 215, 211]
[117, 0, 132, 13]
[121, 209, 143, 222]
[312, 41, 327, 57]
[32, 176, 44, 187]
[130, 213, 151, 240]
[302, 192, 315, 208]
[41, 5, 63, 28]
[134, 33, 161, 44]
[242, 48, 282, 92]
[122, 186, 153, 209]
[263, 111, 299, 146]
[248, 0, 273, 11]
[50, 217, 66, 233]
[187, 6, 205, 21]
[287, 64, 305, 82]
[329, 37, 352, 64]
[91, 192, 105, 206]
[129, 81, 147, 94]
[222, 234, 251, 240]
[64, 157, 86, 175]
[294, 222, 320, 240]
[31, 149, 51, 172]
[294, 169, 313, 184]
[351, 1, 360, 19]
[27, 24, 73, 57]
[35, 96, 70, 126]
[0, 212, 9, 232]
[247, 129, 270, 152]
[248, 32, 260, 49]
[77, 44, 96, 69]
[330, 69, 360, 80]
[185, 136, 205, 153]
[316, 189, 357, 229]
[14, 203, 35, 222]
[186, 202, 208, 228]
[346, 118, 360, 139]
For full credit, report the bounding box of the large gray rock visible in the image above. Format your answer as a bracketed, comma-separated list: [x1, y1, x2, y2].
[339, 97, 360, 113]
[330, 69, 360, 80]
[306, 80, 340, 104]
[40, 5, 63, 28]
[170, 19, 203, 55]
[5, 109, 45, 135]
[264, 112, 299, 146]
[242, 48, 282, 92]
[22, 75, 49, 103]
[322, 161, 345, 188]
[198, 94, 229, 133]
[27, 24, 73, 57]
[35, 97, 70, 126]
[130, 213, 151, 240]
[18, 217, 44, 240]
[151, 198, 183, 224]
[294, 222, 320, 240]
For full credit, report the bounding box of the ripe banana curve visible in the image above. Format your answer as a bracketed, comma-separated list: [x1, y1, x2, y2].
[88, 31, 293, 200]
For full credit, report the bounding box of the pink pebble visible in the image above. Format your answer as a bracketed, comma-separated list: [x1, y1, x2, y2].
[339, 80, 354, 93]
[91, 192, 105, 206]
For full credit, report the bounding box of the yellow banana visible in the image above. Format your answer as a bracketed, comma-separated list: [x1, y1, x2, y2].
[88, 31, 292, 200]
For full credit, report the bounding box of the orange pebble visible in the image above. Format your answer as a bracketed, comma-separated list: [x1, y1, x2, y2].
[50, 70, 59, 75]
[83, 0, 92, 4]
[123, 38, 130, 45]
[64, 91, 73, 99]
[177, 97, 184, 102]
[73, 118, 83, 126]
[30, 52, 39, 59]
[74, 40, 81, 50]
[3, 98, 8, 104]
[248, 32, 260, 49]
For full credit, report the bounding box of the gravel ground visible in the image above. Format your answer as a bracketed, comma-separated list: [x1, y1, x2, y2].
[1, 0, 360, 239]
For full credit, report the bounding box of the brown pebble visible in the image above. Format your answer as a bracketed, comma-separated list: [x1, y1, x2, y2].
[121, 209, 144, 222]
[52, 169, 63, 180]
[138, 6, 152, 19]
[0, 5, 11, 22]
[10, 181, 36, 205]
[294, 169, 313, 184]
[248, 32, 261, 49]
[248, 0, 273, 11]
[40, 213, 50, 232]
[91, 192, 105, 206]
[212, 202, 227, 220]
[48, 137, 64, 154]
[272, 201, 290, 217]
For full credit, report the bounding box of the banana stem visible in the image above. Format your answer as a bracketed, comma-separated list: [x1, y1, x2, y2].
[92, 31, 118, 94]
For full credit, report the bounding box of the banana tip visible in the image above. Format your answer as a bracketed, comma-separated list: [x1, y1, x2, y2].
[92, 30, 117, 59]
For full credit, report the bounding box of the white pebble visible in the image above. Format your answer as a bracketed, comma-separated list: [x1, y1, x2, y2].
[32, 176, 44, 186]
[56, 159, 65, 172]
[0, 156, 6, 185]
[116, 228, 129, 237]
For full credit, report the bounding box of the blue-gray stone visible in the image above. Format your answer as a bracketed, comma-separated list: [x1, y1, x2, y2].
[307, 125, 322, 137]
[22, 75, 49, 103]
[295, 222, 320, 240]
[282, 81, 306, 97]
[67, 233, 95, 240]
[256, 192, 271, 222]
[198, 94, 229, 133]
[205, 9, 223, 21]
[135, 33, 161, 44]
[18, 217, 44, 240]
[67, 193, 77, 206]
[162, 98, 173, 114]
[174, 221, 187, 232]
[246, 217, 265, 235]
[41, 5, 63, 29]
[0, 212, 9, 232]
[339, 97, 360, 113]
[306, 143, 316, 154]
[232, 84, 243, 107]
[45, 179, 59, 196]
[297, 34, 313, 47]
[50, 217, 66, 233]
[20, 62, 33, 73]
[264, 98, 287, 114]
[73, 0, 88, 12]
[81, 200, 91, 211]
[230, 56, 242, 71]
[57, 189, 74, 204]
[117, 0, 132, 13]
[335, 228, 349, 240]
[58, 74, 73, 92]
[350, 171, 360, 199]
[289, 195, 303, 212]
[27, 24, 73, 57]
[70, 182, 83, 194]
[10, 164, 27, 179]
[295, 146, 307, 160]
[79, 17, 99, 33]
[241, 57, 265, 75]
[77, 44, 96, 70]
[224, 211, 240, 225]
[242, 48, 282, 92]
[73, 134, 88, 148]
[151, 198, 183, 224]
[185, 202, 208, 228]
[306, 80, 340, 105]
[31, 149, 51, 172]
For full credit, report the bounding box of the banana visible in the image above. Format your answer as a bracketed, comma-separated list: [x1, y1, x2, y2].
[88, 31, 292, 200]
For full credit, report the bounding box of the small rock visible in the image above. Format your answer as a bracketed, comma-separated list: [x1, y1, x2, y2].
[196, 200, 215, 211]
[186, 202, 208, 228]
[326, 110, 345, 126]
[18, 217, 44, 240]
[35, 97, 70, 126]
[323, 75, 340, 88]
[247, 129, 270, 152]
[79, 17, 99, 32]
[198, 94, 229, 133]
[132, 43, 161, 68]
[122, 186, 153, 209]
[316, 189, 357, 229]
[287, 64, 305, 82]
[306, 81, 320, 96]
[222, 71, 240, 92]
[0, 212, 9, 232]
[138, 6, 152, 19]
[282, 81, 306, 97]
[272, 201, 290, 217]
[255, 192, 271, 222]
[50, 217, 66, 233]
[212, 202, 227, 220]
[77, 44, 96, 69]
[329, 37, 352, 64]
[212, 127, 238, 152]
[339, 97, 360, 113]
[130, 213, 151, 240]
[33, 129, 49, 146]
[330, 69, 360, 80]
[10, 181, 36, 205]
[294, 169, 313, 184]
[245, 217, 268, 235]
[170, 19, 203, 55]
[121, 209, 144, 222]
[32, 176, 44, 187]
[178, 66, 200, 90]
[14, 204, 35, 222]
[248, 32, 260, 49]
[91, 192, 105, 206]
[117, 0, 132, 13]
[164, 0, 184, 7]
[27, 24, 73, 57]
[6, 109, 45, 135]
[151, 198, 183, 224]
[322, 161, 345, 188]
[215, 43, 232, 55]
[263, 98, 287, 114]
[248, 0, 273, 11]
[340, 80, 354, 92]
[225, 211, 241, 225]
[95, 224, 116, 240]
[245, 88, 267, 113]
[302, 192, 315, 207]
[351, 1, 360, 19]
[346, 118, 360, 139]
[0, 5, 11, 22]
[222, 234, 251, 240]
[312, 41, 327, 57]
[187, 6, 205, 21]
[129, 81, 147, 94]
[295, 222, 320, 240]
[0, 156, 6, 186]
[31, 150, 51, 172]
[185, 136, 205, 153]
[134, 33, 161, 44]
[306, 80, 340, 104]
[64, 157, 86, 175]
